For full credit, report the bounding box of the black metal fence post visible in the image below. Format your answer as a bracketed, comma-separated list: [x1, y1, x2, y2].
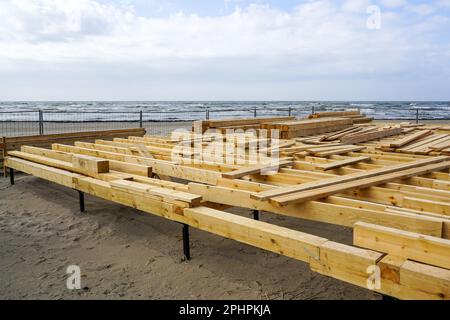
[254, 107, 257, 118]
[206, 109, 210, 120]
[38, 110, 44, 135]
[312, 105, 315, 115]
[139, 110, 143, 128]
[416, 109, 419, 124]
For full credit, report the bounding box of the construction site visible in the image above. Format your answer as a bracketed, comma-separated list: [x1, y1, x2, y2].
[1, 111, 449, 300]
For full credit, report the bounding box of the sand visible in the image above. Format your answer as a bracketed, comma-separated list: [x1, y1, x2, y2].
[0, 174, 379, 300]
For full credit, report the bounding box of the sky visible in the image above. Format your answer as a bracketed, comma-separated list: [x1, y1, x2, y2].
[0, 0, 449, 101]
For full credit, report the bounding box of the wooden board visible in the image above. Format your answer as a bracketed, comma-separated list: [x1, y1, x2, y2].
[388, 130, 433, 148]
[340, 128, 403, 144]
[315, 156, 370, 171]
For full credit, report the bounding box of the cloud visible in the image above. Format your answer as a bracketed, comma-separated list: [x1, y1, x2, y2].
[379, 0, 408, 8]
[0, 0, 449, 100]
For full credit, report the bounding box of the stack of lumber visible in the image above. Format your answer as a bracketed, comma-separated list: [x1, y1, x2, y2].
[378, 130, 450, 155]
[193, 116, 295, 134]
[261, 117, 354, 139]
[309, 110, 373, 124]
[310, 125, 403, 144]
[1, 128, 146, 173]
[4, 128, 450, 300]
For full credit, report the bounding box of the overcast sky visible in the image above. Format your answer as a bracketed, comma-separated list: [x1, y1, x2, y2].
[0, 0, 449, 101]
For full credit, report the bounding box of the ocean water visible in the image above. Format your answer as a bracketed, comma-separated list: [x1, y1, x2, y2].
[0, 101, 449, 121]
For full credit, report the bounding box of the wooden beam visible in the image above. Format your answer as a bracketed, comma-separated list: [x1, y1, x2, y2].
[399, 260, 450, 299]
[188, 183, 444, 237]
[354, 222, 450, 269]
[72, 154, 109, 174]
[309, 240, 383, 288]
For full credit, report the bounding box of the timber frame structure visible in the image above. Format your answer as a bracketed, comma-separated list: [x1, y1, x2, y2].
[3, 116, 450, 300]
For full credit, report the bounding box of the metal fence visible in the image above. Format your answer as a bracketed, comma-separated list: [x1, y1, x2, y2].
[0, 106, 449, 137]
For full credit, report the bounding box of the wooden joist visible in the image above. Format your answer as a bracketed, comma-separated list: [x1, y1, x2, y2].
[354, 222, 450, 270]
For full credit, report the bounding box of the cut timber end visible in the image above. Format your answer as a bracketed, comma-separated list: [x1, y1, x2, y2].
[309, 240, 383, 288]
[72, 154, 110, 174]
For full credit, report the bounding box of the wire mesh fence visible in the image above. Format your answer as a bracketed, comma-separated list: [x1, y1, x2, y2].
[0, 106, 449, 137]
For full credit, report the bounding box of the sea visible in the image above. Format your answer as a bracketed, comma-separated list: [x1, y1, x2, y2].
[0, 101, 449, 121]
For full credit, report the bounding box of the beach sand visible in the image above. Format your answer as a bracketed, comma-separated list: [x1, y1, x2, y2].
[0, 175, 379, 300]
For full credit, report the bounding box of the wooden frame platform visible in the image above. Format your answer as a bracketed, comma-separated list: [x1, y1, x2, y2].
[3, 118, 450, 300]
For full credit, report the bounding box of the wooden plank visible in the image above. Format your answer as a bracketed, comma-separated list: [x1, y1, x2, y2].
[430, 140, 450, 151]
[110, 179, 202, 207]
[388, 130, 433, 148]
[222, 160, 293, 179]
[322, 127, 363, 141]
[312, 146, 366, 157]
[271, 160, 450, 206]
[354, 222, 450, 269]
[399, 134, 447, 152]
[252, 156, 450, 201]
[340, 128, 403, 144]
[315, 156, 370, 171]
